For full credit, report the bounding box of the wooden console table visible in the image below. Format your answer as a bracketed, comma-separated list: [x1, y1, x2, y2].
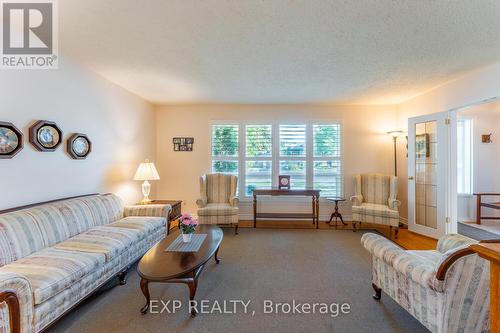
[471, 240, 500, 333]
[253, 188, 320, 229]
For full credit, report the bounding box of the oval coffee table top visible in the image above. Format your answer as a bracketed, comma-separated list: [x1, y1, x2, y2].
[138, 225, 223, 281]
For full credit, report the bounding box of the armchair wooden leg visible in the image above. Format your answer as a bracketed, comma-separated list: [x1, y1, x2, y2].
[352, 221, 357, 232]
[372, 283, 382, 300]
[394, 227, 399, 239]
[234, 223, 239, 235]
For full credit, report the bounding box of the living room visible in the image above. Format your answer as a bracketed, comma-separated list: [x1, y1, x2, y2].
[1, 1, 499, 333]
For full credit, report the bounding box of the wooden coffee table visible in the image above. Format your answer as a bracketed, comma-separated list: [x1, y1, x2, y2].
[137, 225, 223, 315]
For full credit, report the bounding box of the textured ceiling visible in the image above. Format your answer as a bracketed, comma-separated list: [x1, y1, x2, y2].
[59, 0, 500, 105]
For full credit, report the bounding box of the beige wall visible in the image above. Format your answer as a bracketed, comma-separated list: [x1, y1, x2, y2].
[397, 61, 500, 219]
[155, 104, 399, 219]
[0, 58, 156, 209]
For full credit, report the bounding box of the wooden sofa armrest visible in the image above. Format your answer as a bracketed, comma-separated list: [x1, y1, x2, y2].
[436, 239, 500, 281]
[0, 271, 33, 333]
[435, 247, 475, 281]
[0, 291, 21, 333]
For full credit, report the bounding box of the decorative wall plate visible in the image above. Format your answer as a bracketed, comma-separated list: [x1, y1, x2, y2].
[67, 133, 91, 159]
[29, 120, 63, 151]
[0, 121, 23, 159]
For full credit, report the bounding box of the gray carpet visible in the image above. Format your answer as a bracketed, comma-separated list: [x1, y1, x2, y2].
[48, 228, 428, 333]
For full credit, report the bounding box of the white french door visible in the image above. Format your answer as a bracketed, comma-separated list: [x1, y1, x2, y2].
[408, 111, 456, 239]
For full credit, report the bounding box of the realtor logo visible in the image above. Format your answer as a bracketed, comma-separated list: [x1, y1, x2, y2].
[1, 0, 58, 69]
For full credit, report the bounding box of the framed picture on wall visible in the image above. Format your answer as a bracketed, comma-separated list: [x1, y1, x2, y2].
[415, 133, 429, 159]
[173, 137, 194, 151]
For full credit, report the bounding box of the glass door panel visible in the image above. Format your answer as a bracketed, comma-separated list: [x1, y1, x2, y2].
[408, 112, 450, 239]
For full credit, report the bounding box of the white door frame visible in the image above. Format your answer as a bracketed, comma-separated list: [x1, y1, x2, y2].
[408, 111, 456, 238]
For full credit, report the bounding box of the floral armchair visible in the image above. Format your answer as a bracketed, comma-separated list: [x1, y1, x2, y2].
[362, 233, 490, 333]
[196, 173, 239, 234]
[350, 173, 400, 237]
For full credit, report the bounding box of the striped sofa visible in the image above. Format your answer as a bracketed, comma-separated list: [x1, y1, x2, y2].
[362, 233, 490, 333]
[351, 173, 400, 237]
[196, 173, 239, 234]
[0, 194, 171, 333]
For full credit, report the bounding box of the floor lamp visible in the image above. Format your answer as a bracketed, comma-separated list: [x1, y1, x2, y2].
[387, 130, 404, 176]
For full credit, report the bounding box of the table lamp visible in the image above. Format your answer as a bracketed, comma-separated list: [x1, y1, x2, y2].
[134, 159, 160, 204]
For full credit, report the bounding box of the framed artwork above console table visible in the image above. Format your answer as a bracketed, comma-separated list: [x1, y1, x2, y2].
[252, 188, 320, 229]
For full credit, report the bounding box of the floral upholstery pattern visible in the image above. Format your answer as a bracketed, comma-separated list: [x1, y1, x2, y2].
[362, 232, 490, 333]
[351, 173, 400, 227]
[197, 174, 239, 228]
[0, 194, 168, 332]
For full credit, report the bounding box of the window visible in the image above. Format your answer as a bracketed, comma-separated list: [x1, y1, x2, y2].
[280, 125, 306, 188]
[245, 125, 273, 195]
[211, 121, 342, 198]
[457, 118, 473, 194]
[211, 124, 239, 177]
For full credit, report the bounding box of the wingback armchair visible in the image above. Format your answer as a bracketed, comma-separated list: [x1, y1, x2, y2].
[196, 173, 239, 234]
[362, 233, 490, 333]
[350, 173, 400, 237]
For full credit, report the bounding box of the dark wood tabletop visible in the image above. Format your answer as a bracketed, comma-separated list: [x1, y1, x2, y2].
[138, 225, 223, 281]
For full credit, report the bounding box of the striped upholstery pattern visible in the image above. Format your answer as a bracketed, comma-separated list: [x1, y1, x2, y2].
[362, 233, 490, 333]
[0, 212, 44, 266]
[204, 173, 237, 204]
[360, 173, 392, 205]
[48, 199, 95, 237]
[108, 216, 166, 238]
[437, 233, 476, 253]
[124, 204, 171, 219]
[352, 203, 399, 227]
[351, 173, 400, 227]
[76, 194, 124, 226]
[0, 248, 105, 305]
[53, 226, 140, 262]
[0, 271, 33, 333]
[197, 174, 239, 227]
[0, 193, 172, 332]
[198, 214, 239, 225]
[197, 203, 238, 216]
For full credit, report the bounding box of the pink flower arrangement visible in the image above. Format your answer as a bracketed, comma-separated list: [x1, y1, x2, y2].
[179, 213, 198, 234]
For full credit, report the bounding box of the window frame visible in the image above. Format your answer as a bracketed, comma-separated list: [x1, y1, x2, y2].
[210, 119, 343, 201]
[456, 117, 473, 196]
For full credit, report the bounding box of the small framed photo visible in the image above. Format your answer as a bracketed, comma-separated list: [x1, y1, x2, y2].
[173, 137, 194, 151]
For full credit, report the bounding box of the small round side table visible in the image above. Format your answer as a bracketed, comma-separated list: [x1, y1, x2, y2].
[327, 197, 346, 228]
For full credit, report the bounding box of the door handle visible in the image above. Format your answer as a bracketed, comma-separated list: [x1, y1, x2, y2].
[408, 176, 414, 180]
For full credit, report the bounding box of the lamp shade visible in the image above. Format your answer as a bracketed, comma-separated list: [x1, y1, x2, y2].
[386, 130, 404, 138]
[133, 160, 160, 181]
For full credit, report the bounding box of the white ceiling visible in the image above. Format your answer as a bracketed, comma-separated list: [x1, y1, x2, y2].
[60, 0, 500, 105]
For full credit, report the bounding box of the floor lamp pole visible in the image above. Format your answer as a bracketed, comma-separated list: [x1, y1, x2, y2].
[393, 136, 397, 177]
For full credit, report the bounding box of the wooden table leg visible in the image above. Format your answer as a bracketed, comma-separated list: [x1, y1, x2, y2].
[186, 278, 198, 316]
[312, 196, 316, 225]
[477, 194, 482, 224]
[140, 278, 150, 315]
[315, 196, 319, 229]
[253, 194, 257, 228]
[214, 246, 221, 264]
